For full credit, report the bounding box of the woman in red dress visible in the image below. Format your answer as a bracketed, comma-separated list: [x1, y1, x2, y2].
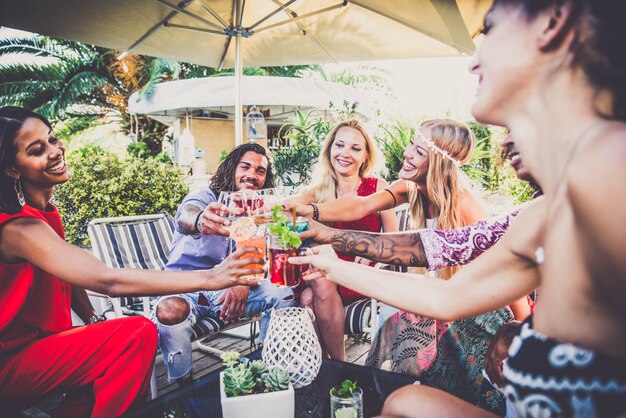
[284, 119, 399, 360]
[0, 107, 263, 417]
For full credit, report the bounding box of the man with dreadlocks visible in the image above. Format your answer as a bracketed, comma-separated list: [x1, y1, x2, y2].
[153, 143, 296, 383]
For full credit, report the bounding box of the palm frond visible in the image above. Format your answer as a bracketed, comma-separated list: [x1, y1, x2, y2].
[260, 65, 321, 78]
[48, 72, 113, 117]
[0, 60, 70, 82]
[0, 80, 59, 108]
[137, 58, 181, 98]
[0, 36, 73, 60]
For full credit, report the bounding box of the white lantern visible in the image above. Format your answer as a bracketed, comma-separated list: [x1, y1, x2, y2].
[178, 127, 196, 167]
[262, 307, 322, 388]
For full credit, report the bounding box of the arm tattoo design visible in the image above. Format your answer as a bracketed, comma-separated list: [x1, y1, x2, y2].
[328, 209, 521, 270]
[329, 230, 428, 267]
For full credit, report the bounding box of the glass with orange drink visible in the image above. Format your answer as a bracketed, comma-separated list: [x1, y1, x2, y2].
[229, 216, 267, 279]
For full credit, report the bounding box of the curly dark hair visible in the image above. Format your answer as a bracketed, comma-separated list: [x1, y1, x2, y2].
[209, 143, 274, 195]
[0, 107, 53, 214]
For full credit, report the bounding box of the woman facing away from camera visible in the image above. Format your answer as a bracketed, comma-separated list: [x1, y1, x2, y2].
[291, 0, 626, 416]
[282, 119, 398, 360]
[0, 106, 264, 418]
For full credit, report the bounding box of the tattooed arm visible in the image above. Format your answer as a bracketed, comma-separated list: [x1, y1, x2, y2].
[300, 219, 428, 266]
[299, 209, 522, 269]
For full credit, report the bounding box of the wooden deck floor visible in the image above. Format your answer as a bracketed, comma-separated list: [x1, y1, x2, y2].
[12, 327, 372, 417]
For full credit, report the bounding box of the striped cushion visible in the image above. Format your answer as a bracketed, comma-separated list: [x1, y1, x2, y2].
[395, 203, 410, 232]
[192, 316, 226, 339]
[88, 214, 175, 308]
[89, 215, 174, 269]
[344, 298, 372, 334]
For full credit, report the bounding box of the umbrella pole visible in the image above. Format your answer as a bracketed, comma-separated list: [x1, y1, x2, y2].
[234, 0, 243, 146]
[235, 33, 243, 146]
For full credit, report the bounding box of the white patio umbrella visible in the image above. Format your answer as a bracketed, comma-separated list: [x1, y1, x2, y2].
[127, 75, 397, 124]
[0, 0, 490, 143]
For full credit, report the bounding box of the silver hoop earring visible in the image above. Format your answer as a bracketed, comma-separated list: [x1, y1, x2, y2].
[14, 179, 25, 207]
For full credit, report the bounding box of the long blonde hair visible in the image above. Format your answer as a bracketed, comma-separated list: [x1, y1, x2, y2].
[311, 119, 378, 203]
[407, 119, 475, 278]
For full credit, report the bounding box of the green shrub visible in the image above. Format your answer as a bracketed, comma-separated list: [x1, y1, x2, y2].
[128, 141, 174, 164]
[272, 110, 331, 189]
[55, 146, 189, 246]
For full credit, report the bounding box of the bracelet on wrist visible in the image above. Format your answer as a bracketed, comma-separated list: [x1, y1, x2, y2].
[308, 203, 320, 221]
[194, 211, 203, 233]
[383, 188, 397, 208]
[87, 314, 106, 325]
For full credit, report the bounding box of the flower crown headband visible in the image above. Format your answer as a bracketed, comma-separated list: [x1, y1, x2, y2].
[415, 130, 461, 168]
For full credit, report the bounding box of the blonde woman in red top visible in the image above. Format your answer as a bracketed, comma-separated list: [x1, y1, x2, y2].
[283, 119, 398, 360]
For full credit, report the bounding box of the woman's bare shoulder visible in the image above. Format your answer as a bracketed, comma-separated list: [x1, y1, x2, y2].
[459, 188, 487, 223]
[389, 179, 408, 193]
[0, 216, 53, 262]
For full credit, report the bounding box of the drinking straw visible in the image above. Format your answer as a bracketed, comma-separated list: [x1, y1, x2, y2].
[292, 207, 297, 232]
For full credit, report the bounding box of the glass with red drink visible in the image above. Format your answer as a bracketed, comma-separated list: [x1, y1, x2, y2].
[268, 235, 308, 299]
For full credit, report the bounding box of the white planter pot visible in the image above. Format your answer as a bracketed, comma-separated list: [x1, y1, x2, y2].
[219, 371, 295, 418]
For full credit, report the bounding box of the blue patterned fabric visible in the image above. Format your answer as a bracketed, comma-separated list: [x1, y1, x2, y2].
[504, 318, 626, 417]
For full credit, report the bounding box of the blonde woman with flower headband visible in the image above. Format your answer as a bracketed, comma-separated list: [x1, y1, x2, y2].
[283, 119, 398, 361]
[293, 119, 486, 278]
[288, 119, 530, 412]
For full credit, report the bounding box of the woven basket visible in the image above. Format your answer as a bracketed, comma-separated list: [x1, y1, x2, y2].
[262, 307, 322, 388]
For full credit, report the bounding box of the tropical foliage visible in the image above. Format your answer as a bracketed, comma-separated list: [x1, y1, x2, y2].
[305, 63, 392, 94]
[272, 110, 332, 189]
[55, 146, 188, 246]
[0, 31, 177, 151]
[374, 122, 415, 183]
[0, 30, 322, 153]
[463, 121, 534, 203]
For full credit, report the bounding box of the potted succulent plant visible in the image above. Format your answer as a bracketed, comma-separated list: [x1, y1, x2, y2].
[330, 379, 363, 418]
[219, 351, 294, 418]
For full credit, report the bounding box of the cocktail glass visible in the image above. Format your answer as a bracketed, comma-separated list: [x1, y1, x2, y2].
[330, 387, 363, 418]
[268, 235, 309, 299]
[230, 217, 267, 279]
